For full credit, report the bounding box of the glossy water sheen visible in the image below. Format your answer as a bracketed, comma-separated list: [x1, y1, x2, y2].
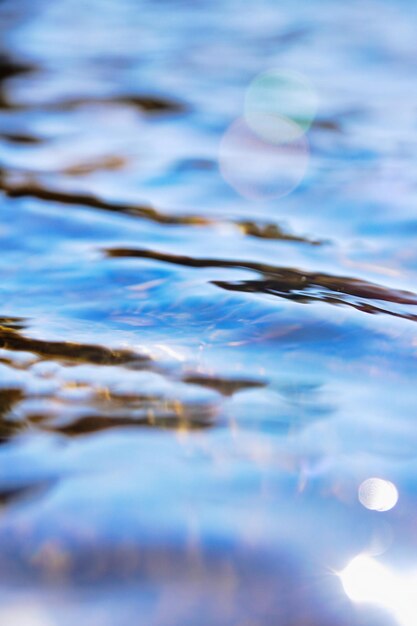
[0, 1, 417, 624]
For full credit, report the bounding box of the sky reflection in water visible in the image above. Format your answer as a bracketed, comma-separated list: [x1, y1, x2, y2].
[0, 0, 417, 624]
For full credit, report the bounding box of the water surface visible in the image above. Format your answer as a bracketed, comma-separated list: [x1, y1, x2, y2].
[1, 1, 417, 624]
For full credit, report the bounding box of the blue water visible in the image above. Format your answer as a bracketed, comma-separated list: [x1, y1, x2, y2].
[0, 1, 417, 624]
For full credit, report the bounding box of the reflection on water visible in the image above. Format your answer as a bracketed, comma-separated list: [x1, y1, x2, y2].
[341, 554, 416, 626]
[358, 478, 399, 513]
[1, 0, 417, 624]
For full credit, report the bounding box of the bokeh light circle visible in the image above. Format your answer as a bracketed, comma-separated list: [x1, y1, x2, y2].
[244, 69, 318, 143]
[358, 478, 398, 512]
[219, 116, 309, 201]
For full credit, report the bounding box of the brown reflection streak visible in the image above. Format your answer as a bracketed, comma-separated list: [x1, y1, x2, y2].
[45, 94, 186, 114]
[1, 387, 219, 439]
[0, 172, 321, 245]
[0, 133, 44, 145]
[0, 389, 24, 441]
[0, 326, 149, 366]
[0, 482, 52, 506]
[0, 322, 264, 439]
[0, 317, 26, 330]
[62, 156, 127, 176]
[0, 327, 223, 438]
[0, 55, 35, 82]
[237, 221, 322, 244]
[183, 374, 266, 396]
[43, 411, 215, 436]
[0, 93, 184, 115]
[0, 389, 23, 419]
[105, 247, 417, 320]
[214, 279, 417, 322]
[0, 179, 211, 225]
[0, 54, 37, 109]
[0, 54, 184, 114]
[28, 389, 219, 436]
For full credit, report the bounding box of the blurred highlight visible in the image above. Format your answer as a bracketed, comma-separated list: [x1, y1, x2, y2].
[358, 478, 399, 512]
[219, 69, 316, 200]
[245, 69, 318, 142]
[219, 116, 309, 201]
[341, 554, 417, 626]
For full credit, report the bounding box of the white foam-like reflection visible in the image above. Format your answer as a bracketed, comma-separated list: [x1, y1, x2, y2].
[341, 554, 417, 626]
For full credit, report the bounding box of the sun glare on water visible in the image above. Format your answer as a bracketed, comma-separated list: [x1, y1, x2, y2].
[340, 554, 417, 626]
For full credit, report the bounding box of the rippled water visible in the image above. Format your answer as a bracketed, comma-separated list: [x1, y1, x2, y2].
[1, 1, 417, 624]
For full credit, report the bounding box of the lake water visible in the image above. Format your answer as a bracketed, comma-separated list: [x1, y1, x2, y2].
[1, 1, 417, 624]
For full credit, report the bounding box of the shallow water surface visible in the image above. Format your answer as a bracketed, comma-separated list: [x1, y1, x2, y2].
[1, 1, 417, 624]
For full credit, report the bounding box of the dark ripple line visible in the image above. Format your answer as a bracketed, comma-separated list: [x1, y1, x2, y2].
[0, 481, 53, 506]
[43, 94, 186, 114]
[42, 411, 216, 436]
[0, 174, 321, 244]
[0, 180, 208, 225]
[105, 247, 417, 321]
[0, 326, 149, 367]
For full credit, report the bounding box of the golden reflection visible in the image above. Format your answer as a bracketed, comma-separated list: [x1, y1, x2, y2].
[340, 554, 417, 626]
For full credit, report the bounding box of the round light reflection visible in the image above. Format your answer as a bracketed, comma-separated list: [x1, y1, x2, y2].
[219, 116, 309, 201]
[358, 478, 398, 512]
[244, 69, 318, 143]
